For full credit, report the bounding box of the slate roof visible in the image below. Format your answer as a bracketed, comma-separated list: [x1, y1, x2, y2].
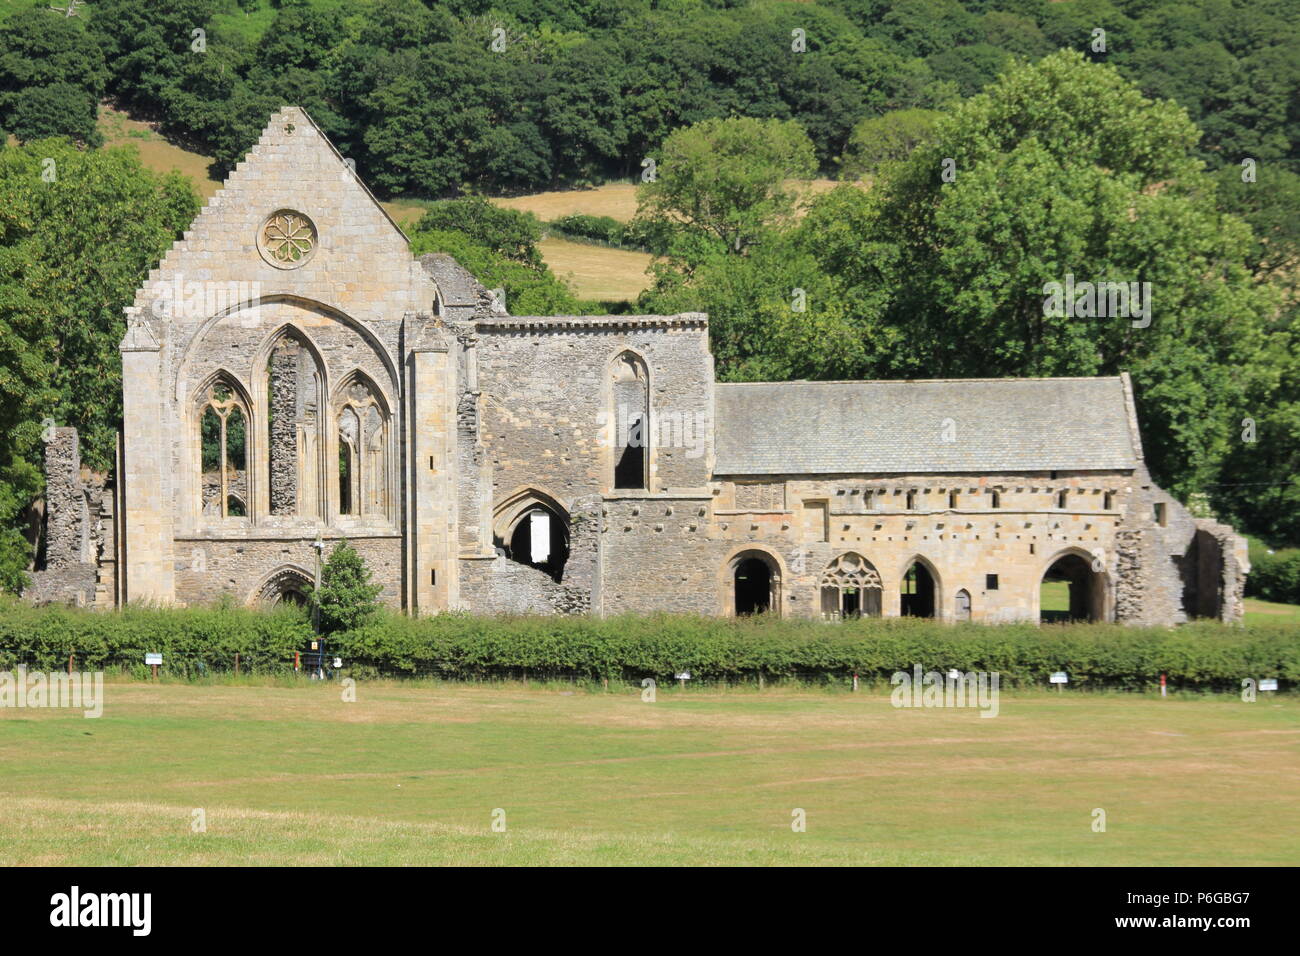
[714, 377, 1140, 475]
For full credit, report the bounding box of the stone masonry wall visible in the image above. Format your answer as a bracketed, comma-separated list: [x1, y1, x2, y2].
[25, 428, 115, 608]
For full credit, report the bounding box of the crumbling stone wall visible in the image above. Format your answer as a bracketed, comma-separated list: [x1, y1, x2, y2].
[1193, 518, 1249, 623]
[1113, 528, 1145, 623]
[25, 428, 115, 608]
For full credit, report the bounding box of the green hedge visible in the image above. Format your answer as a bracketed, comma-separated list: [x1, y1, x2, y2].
[1247, 549, 1300, 604]
[0, 600, 1295, 690]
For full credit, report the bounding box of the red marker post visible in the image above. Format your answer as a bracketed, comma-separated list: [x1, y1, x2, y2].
[1160, 672, 1167, 698]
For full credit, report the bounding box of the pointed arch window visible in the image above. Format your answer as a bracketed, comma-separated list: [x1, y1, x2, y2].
[198, 381, 248, 520]
[336, 377, 392, 519]
[819, 552, 882, 619]
[611, 352, 648, 491]
[266, 330, 325, 519]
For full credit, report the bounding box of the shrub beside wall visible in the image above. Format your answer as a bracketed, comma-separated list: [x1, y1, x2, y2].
[1247, 549, 1300, 605]
[0, 600, 1295, 690]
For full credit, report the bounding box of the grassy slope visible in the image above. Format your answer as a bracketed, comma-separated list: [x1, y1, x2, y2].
[1, 680, 1296, 865]
[95, 101, 844, 302]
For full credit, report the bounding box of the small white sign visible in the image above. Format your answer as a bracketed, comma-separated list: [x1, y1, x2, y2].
[1260, 678, 1279, 692]
[674, 671, 691, 681]
[1049, 671, 1068, 684]
[947, 669, 962, 681]
[145, 653, 162, 666]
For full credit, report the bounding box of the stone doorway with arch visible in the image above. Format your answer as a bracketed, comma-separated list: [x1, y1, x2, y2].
[722, 548, 782, 617]
[954, 588, 972, 621]
[1039, 549, 1110, 623]
[900, 557, 940, 618]
[252, 565, 314, 607]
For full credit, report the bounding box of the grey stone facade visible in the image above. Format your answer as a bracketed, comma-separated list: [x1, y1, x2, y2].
[27, 107, 1248, 625]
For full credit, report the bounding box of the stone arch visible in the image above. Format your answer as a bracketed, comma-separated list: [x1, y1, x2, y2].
[332, 368, 396, 523]
[189, 369, 255, 524]
[250, 564, 313, 607]
[819, 551, 882, 619]
[255, 323, 328, 522]
[605, 348, 651, 492]
[719, 546, 784, 618]
[1039, 546, 1111, 623]
[175, 294, 399, 401]
[492, 486, 571, 581]
[898, 553, 942, 619]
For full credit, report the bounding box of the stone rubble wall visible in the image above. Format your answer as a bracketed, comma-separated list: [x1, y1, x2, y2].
[24, 428, 116, 608]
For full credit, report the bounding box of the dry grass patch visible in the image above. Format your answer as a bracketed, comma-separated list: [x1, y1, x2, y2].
[0, 682, 1296, 865]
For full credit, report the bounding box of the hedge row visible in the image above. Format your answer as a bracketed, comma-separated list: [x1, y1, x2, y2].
[0, 600, 1295, 690]
[1247, 549, 1300, 605]
[545, 214, 669, 254]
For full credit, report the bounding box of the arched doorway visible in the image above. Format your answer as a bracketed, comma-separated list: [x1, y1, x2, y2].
[735, 558, 771, 615]
[901, 560, 937, 618]
[723, 549, 781, 617]
[253, 566, 314, 608]
[1040, 552, 1107, 622]
[954, 588, 971, 621]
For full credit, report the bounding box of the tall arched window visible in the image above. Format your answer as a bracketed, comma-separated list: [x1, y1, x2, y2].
[336, 376, 392, 520]
[611, 352, 648, 490]
[265, 330, 325, 519]
[198, 381, 248, 520]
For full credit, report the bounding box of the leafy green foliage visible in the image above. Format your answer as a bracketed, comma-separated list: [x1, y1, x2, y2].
[635, 116, 816, 256]
[0, 139, 197, 591]
[798, 52, 1280, 498]
[1248, 549, 1300, 605]
[415, 197, 545, 267]
[840, 108, 942, 178]
[0, 7, 107, 146]
[310, 540, 383, 636]
[1, 599, 1295, 691]
[409, 198, 588, 314]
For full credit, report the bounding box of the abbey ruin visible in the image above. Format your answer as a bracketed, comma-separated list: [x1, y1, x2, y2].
[28, 108, 1249, 625]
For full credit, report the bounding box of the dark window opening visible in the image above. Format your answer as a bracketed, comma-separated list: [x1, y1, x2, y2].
[990, 491, 1000, 508]
[614, 414, 647, 489]
[1057, 490, 1068, 509]
[986, 573, 999, 591]
[1104, 492, 1114, 510]
[339, 444, 352, 515]
[906, 490, 916, 510]
[948, 491, 958, 509]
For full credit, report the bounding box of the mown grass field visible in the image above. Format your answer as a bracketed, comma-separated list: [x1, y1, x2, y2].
[1, 679, 1295, 865]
